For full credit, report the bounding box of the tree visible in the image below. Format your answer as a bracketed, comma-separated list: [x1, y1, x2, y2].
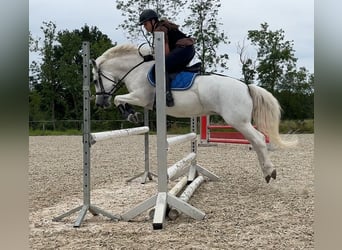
[29, 22, 115, 130]
[281, 66, 314, 95]
[29, 21, 61, 129]
[116, 0, 187, 42]
[183, 0, 229, 73]
[238, 22, 314, 119]
[237, 38, 256, 84]
[247, 22, 297, 94]
[55, 25, 114, 120]
[115, 0, 229, 73]
[278, 66, 314, 119]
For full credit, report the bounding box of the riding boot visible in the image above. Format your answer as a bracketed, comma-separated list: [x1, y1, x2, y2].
[165, 73, 174, 107]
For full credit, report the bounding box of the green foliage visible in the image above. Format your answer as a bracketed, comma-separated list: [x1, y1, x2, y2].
[168, 123, 192, 134]
[116, 0, 187, 42]
[276, 91, 314, 120]
[240, 22, 314, 120]
[30, 22, 59, 129]
[279, 119, 314, 134]
[115, 0, 229, 73]
[183, 0, 229, 72]
[29, 129, 82, 136]
[247, 22, 297, 93]
[29, 22, 115, 128]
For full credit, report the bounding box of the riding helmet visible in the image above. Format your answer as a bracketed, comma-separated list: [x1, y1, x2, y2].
[139, 9, 158, 25]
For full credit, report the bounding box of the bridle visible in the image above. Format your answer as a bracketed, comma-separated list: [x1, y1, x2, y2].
[94, 43, 154, 97]
[95, 61, 144, 97]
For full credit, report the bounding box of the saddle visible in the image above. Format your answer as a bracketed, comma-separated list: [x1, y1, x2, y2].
[147, 62, 202, 91]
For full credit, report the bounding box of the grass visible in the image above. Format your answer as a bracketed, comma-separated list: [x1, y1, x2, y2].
[279, 119, 314, 134]
[29, 129, 82, 136]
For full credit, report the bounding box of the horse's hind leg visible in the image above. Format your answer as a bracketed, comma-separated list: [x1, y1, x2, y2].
[235, 123, 276, 183]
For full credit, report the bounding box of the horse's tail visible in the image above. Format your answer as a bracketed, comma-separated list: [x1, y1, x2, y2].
[248, 84, 297, 148]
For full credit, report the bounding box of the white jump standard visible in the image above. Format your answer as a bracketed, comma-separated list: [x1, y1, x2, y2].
[53, 42, 120, 227]
[53, 42, 155, 227]
[121, 32, 219, 230]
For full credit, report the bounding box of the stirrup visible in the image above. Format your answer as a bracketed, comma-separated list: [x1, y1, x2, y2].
[166, 91, 174, 107]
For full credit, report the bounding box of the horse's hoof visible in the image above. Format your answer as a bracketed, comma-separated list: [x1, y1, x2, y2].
[265, 175, 271, 183]
[265, 170, 277, 183]
[134, 112, 143, 123]
[127, 114, 139, 124]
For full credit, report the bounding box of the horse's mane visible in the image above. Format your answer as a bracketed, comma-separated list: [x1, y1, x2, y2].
[97, 44, 138, 66]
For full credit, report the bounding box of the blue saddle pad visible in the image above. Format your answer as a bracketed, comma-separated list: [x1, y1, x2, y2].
[147, 67, 198, 91]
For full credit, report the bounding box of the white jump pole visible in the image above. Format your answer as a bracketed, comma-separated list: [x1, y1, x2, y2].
[168, 175, 205, 220]
[91, 126, 149, 144]
[53, 41, 120, 227]
[167, 132, 197, 147]
[167, 152, 196, 180]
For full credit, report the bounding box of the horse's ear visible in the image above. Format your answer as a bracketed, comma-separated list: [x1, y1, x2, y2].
[90, 59, 98, 71]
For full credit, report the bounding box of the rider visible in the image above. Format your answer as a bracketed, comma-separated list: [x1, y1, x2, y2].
[139, 9, 196, 107]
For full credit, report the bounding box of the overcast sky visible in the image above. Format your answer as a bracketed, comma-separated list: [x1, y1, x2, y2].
[29, 0, 314, 79]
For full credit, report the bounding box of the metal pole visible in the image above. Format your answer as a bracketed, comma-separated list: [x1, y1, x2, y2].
[52, 41, 120, 227]
[153, 32, 168, 229]
[188, 117, 198, 182]
[143, 108, 157, 182]
[125, 108, 157, 183]
[82, 41, 91, 207]
[155, 33, 168, 192]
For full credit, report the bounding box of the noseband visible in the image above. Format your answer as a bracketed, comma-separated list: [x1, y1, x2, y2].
[95, 69, 126, 97]
[94, 44, 154, 97]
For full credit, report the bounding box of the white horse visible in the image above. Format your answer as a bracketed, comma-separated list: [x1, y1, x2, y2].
[91, 44, 296, 183]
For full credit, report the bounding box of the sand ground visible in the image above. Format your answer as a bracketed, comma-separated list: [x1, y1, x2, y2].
[29, 134, 313, 249]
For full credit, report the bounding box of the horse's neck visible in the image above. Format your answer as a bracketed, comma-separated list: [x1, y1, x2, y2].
[105, 54, 142, 74]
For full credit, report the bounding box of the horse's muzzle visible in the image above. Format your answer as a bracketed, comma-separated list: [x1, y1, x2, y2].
[95, 95, 111, 108]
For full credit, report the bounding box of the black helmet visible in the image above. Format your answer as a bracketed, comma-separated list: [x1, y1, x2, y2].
[139, 9, 158, 25]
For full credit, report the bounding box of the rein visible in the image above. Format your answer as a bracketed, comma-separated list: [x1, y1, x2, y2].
[95, 43, 154, 97]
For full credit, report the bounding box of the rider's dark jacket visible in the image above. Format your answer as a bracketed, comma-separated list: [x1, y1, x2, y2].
[153, 20, 195, 73]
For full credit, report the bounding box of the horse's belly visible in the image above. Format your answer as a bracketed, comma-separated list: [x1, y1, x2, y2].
[166, 91, 204, 117]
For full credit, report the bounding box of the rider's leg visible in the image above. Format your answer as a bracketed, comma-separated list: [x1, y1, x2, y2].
[165, 72, 174, 107]
[164, 46, 195, 107]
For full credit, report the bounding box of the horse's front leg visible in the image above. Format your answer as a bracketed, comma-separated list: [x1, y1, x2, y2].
[117, 103, 142, 123]
[114, 94, 146, 124]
